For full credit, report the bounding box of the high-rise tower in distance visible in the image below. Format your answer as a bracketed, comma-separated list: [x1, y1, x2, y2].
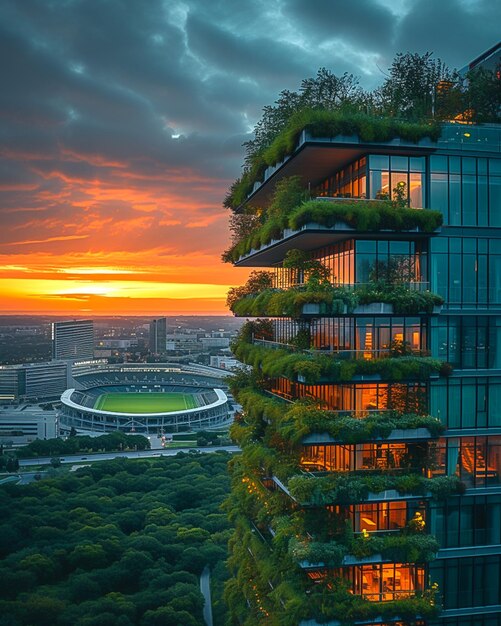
[52, 320, 94, 361]
[149, 317, 167, 354]
[224, 50, 501, 626]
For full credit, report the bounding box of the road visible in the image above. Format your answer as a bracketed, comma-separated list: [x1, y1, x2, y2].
[200, 566, 213, 626]
[18, 445, 240, 467]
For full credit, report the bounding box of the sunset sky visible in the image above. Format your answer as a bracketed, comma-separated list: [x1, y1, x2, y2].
[0, 1, 498, 315]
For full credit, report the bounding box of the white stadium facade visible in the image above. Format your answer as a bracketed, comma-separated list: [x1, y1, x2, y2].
[59, 362, 232, 435]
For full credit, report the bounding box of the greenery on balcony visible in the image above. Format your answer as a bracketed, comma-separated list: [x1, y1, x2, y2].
[225, 515, 441, 626]
[232, 324, 450, 384]
[226, 110, 443, 209]
[229, 282, 444, 317]
[229, 377, 445, 448]
[225, 55, 500, 210]
[223, 197, 443, 263]
[277, 405, 445, 444]
[287, 473, 465, 506]
[289, 532, 440, 567]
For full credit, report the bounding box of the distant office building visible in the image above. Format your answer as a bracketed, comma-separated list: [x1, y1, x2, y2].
[0, 406, 58, 445]
[200, 336, 231, 350]
[0, 361, 69, 402]
[149, 318, 167, 354]
[52, 320, 94, 360]
[165, 334, 200, 352]
[209, 356, 240, 370]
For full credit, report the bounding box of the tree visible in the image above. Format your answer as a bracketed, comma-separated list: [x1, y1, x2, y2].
[465, 65, 501, 123]
[226, 270, 274, 309]
[376, 52, 460, 120]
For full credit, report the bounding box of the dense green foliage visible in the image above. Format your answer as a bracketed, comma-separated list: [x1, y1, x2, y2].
[15, 431, 151, 458]
[230, 284, 444, 317]
[225, 54, 501, 210]
[290, 532, 440, 566]
[232, 325, 449, 384]
[225, 360, 455, 623]
[224, 478, 441, 626]
[0, 452, 233, 626]
[224, 198, 443, 262]
[288, 473, 465, 506]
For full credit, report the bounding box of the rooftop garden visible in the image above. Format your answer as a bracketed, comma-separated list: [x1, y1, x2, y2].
[225, 53, 501, 210]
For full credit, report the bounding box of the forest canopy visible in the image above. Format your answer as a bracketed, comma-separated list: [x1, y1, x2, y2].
[0, 452, 233, 626]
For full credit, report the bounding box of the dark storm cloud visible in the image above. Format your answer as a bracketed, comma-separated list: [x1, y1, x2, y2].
[185, 13, 314, 85]
[0, 0, 498, 265]
[395, 0, 501, 69]
[285, 0, 396, 50]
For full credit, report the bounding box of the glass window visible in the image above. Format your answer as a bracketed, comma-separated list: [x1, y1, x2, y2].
[409, 172, 423, 207]
[430, 173, 448, 216]
[449, 156, 461, 174]
[410, 157, 425, 172]
[449, 174, 461, 225]
[369, 155, 389, 169]
[462, 157, 476, 175]
[489, 177, 501, 226]
[489, 158, 501, 176]
[391, 156, 408, 170]
[462, 175, 476, 225]
[430, 155, 448, 172]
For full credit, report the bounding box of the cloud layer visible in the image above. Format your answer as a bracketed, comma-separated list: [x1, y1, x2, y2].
[0, 0, 498, 314]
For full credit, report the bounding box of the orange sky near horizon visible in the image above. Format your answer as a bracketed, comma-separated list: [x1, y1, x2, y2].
[0, 153, 250, 316]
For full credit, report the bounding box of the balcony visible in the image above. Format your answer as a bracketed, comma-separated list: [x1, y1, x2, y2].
[242, 122, 501, 210]
[233, 199, 442, 267]
[279, 472, 465, 506]
[230, 284, 444, 317]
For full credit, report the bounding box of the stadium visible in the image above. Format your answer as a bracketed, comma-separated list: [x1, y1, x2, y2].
[59, 363, 232, 434]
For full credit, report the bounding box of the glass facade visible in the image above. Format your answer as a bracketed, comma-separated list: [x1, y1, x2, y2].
[430, 377, 501, 428]
[271, 378, 428, 413]
[430, 155, 501, 226]
[429, 555, 501, 610]
[229, 123, 501, 625]
[430, 236, 501, 307]
[430, 495, 501, 548]
[431, 315, 501, 368]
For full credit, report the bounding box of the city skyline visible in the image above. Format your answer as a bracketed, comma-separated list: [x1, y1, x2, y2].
[1, 1, 499, 315]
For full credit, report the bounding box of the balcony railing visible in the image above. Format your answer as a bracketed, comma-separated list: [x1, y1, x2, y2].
[276, 280, 431, 292]
[252, 338, 429, 360]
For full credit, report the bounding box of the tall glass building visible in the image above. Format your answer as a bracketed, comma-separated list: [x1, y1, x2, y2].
[149, 317, 167, 354]
[52, 319, 94, 361]
[225, 119, 501, 626]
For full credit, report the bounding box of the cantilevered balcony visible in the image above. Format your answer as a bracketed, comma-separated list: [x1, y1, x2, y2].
[233, 198, 441, 267]
[243, 123, 501, 210]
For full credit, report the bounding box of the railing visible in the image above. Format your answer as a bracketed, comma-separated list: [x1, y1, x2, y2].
[298, 467, 424, 477]
[274, 281, 430, 292]
[314, 196, 425, 210]
[252, 338, 428, 359]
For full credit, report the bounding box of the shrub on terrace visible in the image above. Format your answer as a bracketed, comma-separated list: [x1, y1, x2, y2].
[232, 332, 448, 385]
[287, 473, 465, 506]
[276, 406, 445, 444]
[289, 532, 439, 566]
[224, 198, 443, 263]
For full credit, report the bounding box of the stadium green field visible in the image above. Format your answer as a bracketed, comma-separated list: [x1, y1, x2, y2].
[94, 392, 198, 414]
